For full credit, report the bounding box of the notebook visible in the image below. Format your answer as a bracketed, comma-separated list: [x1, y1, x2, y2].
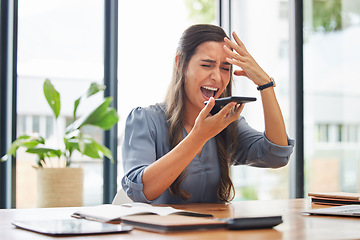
[302, 204, 360, 217]
[71, 202, 213, 223]
[12, 219, 133, 236]
[121, 214, 283, 233]
[121, 215, 226, 233]
[308, 192, 360, 205]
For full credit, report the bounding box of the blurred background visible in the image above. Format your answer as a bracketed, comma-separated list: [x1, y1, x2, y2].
[11, 0, 360, 207]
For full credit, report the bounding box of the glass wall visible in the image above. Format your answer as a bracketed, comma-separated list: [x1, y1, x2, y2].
[10, 0, 359, 207]
[229, 0, 291, 200]
[117, 0, 214, 178]
[5, 0, 300, 207]
[16, 0, 104, 208]
[116, 0, 293, 201]
[304, 0, 360, 193]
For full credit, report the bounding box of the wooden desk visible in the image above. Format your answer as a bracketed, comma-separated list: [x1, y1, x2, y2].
[1, 198, 360, 240]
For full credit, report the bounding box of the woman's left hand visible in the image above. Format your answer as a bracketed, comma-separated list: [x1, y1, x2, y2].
[223, 32, 271, 86]
[224, 32, 289, 147]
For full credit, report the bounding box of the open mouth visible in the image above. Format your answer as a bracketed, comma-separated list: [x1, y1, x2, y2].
[201, 86, 219, 100]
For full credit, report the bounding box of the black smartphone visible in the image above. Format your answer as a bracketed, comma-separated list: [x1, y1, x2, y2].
[204, 96, 256, 115]
[226, 215, 283, 230]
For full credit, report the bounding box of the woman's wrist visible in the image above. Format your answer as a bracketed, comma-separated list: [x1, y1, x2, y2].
[257, 77, 275, 91]
[187, 128, 208, 148]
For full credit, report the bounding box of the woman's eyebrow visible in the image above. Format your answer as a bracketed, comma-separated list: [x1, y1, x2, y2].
[201, 59, 216, 64]
[201, 59, 231, 65]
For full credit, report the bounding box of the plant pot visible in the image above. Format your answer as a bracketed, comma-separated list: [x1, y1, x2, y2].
[37, 167, 84, 208]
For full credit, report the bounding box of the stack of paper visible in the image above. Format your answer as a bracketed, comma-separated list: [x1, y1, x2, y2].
[308, 192, 360, 205]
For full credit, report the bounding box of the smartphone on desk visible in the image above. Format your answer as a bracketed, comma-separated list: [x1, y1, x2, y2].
[204, 96, 256, 115]
[226, 215, 283, 230]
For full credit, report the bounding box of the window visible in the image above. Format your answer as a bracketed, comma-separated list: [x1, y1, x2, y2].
[6, 0, 358, 208]
[317, 123, 329, 142]
[45, 116, 53, 139]
[304, 0, 360, 194]
[16, 0, 104, 208]
[229, 0, 291, 200]
[279, 0, 288, 19]
[116, 0, 213, 181]
[31, 116, 40, 134]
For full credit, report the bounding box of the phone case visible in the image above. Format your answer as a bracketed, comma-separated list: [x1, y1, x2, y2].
[205, 96, 256, 115]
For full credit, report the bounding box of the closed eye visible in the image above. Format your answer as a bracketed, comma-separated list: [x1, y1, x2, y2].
[201, 64, 211, 68]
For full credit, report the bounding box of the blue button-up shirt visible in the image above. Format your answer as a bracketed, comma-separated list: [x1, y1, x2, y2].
[121, 103, 294, 204]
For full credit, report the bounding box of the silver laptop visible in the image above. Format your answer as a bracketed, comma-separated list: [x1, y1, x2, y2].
[302, 204, 360, 217]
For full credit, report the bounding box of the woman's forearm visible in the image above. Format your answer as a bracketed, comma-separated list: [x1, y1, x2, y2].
[260, 87, 288, 146]
[142, 131, 206, 201]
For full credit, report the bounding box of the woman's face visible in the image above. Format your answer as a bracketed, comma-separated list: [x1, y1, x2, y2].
[183, 41, 231, 113]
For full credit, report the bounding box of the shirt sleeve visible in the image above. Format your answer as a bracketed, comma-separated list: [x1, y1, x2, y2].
[121, 107, 157, 203]
[232, 116, 295, 168]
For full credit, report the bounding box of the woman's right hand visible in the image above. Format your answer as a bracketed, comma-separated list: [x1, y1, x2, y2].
[190, 97, 244, 142]
[142, 98, 243, 201]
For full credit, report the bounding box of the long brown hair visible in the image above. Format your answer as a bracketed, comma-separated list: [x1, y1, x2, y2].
[164, 24, 238, 202]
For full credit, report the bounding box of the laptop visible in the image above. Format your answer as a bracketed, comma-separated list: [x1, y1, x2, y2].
[12, 219, 133, 236]
[302, 204, 360, 217]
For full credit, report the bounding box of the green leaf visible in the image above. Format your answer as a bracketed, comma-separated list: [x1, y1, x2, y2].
[65, 137, 100, 159]
[43, 79, 61, 119]
[0, 154, 9, 162]
[91, 140, 114, 162]
[0, 135, 46, 162]
[66, 97, 118, 133]
[26, 145, 62, 159]
[73, 98, 81, 121]
[64, 136, 113, 161]
[73, 82, 106, 120]
[64, 137, 80, 164]
[6, 135, 45, 156]
[77, 133, 86, 153]
[82, 140, 102, 159]
[86, 82, 106, 97]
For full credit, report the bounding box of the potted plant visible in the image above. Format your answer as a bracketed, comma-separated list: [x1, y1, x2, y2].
[1, 79, 119, 207]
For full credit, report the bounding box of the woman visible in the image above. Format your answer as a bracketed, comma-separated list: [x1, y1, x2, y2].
[120, 24, 294, 204]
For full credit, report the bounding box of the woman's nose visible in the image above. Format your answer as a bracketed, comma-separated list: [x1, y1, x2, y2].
[211, 68, 221, 82]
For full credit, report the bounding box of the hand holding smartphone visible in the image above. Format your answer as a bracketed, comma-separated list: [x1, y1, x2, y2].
[204, 96, 257, 115]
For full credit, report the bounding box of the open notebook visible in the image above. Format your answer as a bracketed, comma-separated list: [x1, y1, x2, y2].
[72, 202, 283, 233]
[72, 202, 212, 223]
